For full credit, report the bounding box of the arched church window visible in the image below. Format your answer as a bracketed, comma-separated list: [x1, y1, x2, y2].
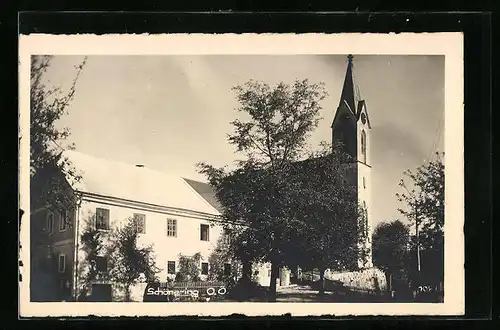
[361, 130, 367, 163]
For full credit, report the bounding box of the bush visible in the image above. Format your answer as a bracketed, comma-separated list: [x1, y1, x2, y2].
[226, 277, 267, 301]
[176, 253, 202, 282]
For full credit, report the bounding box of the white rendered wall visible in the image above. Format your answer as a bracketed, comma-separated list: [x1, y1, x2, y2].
[75, 199, 224, 300]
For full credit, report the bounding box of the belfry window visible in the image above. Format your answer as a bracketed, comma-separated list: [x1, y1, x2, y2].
[361, 130, 367, 163]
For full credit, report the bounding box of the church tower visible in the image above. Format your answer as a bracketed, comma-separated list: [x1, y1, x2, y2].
[331, 55, 373, 269]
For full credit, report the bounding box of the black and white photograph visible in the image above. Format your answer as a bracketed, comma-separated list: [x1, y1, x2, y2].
[19, 33, 464, 317]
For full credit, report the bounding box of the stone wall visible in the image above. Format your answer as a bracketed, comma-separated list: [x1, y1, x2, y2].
[325, 267, 387, 292]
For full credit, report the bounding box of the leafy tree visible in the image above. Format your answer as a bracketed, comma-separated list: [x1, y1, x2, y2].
[76, 214, 116, 300]
[396, 152, 444, 287]
[281, 143, 369, 294]
[372, 220, 410, 291]
[30, 55, 87, 220]
[198, 79, 330, 301]
[108, 217, 160, 301]
[29, 56, 86, 302]
[175, 252, 202, 282]
[207, 236, 238, 286]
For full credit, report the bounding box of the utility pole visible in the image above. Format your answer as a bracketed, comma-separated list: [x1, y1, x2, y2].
[415, 201, 421, 282]
[402, 181, 421, 283]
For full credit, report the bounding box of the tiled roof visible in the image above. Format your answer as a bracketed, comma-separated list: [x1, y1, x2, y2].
[61, 150, 220, 216]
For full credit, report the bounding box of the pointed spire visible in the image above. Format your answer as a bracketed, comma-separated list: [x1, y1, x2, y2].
[339, 54, 358, 115]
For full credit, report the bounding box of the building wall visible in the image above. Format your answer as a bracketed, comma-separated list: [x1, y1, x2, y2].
[31, 208, 76, 248]
[74, 197, 225, 301]
[30, 207, 76, 301]
[253, 263, 272, 287]
[356, 104, 373, 269]
[252, 263, 291, 288]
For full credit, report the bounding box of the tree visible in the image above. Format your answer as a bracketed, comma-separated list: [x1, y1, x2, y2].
[175, 252, 202, 282]
[30, 55, 87, 219]
[207, 236, 238, 286]
[281, 143, 369, 294]
[108, 217, 161, 301]
[372, 220, 410, 291]
[198, 79, 329, 301]
[30, 57, 87, 299]
[75, 214, 116, 300]
[396, 152, 444, 288]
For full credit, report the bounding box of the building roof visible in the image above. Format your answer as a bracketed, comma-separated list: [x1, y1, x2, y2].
[332, 55, 365, 128]
[339, 54, 359, 116]
[61, 150, 221, 216]
[183, 178, 224, 213]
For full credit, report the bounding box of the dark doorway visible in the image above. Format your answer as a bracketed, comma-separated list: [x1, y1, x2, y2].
[91, 284, 112, 302]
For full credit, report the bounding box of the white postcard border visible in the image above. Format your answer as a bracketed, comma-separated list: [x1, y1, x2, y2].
[19, 33, 464, 317]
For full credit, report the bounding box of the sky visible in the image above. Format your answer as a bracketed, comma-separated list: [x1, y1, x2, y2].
[41, 54, 444, 227]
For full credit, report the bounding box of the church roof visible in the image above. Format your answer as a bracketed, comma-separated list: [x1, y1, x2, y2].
[61, 150, 221, 216]
[339, 54, 360, 116]
[331, 55, 369, 129]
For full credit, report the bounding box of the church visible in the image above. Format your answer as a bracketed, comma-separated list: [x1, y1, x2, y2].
[29, 55, 385, 302]
[331, 54, 373, 270]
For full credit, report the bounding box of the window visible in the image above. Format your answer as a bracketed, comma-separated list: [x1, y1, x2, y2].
[58, 254, 66, 273]
[224, 263, 232, 276]
[223, 229, 231, 245]
[134, 213, 146, 234]
[167, 261, 176, 275]
[268, 269, 272, 277]
[200, 224, 210, 241]
[96, 208, 110, 230]
[96, 256, 108, 272]
[361, 130, 367, 163]
[47, 246, 53, 259]
[201, 262, 209, 275]
[59, 210, 69, 232]
[363, 177, 366, 189]
[167, 219, 177, 237]
[46, 212, 54, 234]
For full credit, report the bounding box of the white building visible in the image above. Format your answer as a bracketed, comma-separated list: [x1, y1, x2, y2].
[30, 150, 284, 301]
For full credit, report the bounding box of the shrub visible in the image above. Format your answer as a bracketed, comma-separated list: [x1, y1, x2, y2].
[227, 277, 267, 301]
